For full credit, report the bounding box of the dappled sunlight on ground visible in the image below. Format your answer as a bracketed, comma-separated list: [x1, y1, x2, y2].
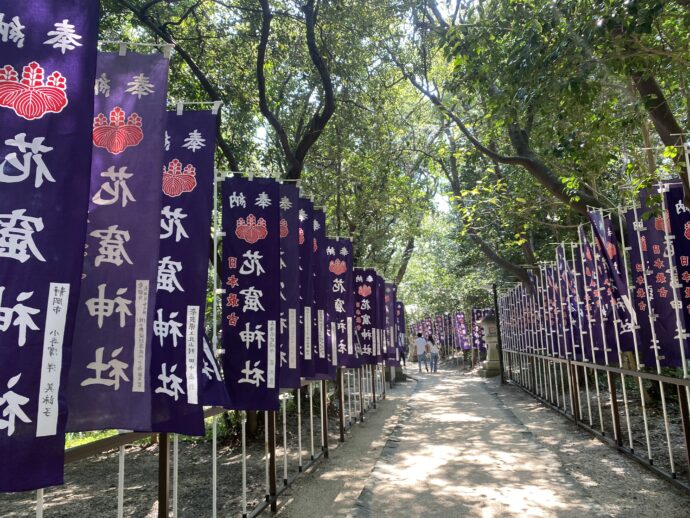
[359, 369, 606, 517]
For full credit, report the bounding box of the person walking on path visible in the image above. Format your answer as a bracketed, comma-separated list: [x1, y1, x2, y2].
[415, 332, 428, 373]
[429, 337, 439, 373]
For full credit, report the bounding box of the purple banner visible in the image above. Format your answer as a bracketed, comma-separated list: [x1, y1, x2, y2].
[327, 238, 358, 368]
[298, 197, 315, 378]
[354, 268, 376, 364]
[310, 209, 331, 379]
[472, 308, 491, 351]
[222, 177, 280, 411]
[455, 312, 469, 350]
[278, 183, 300, 388]
[149, 109, 218, 435]
[67, 51, 169, 432]
[395, 301, 406, 358]
[384, 283, 400, 366]
[0, 0, 98, 491]
[662, 185, 690, 368]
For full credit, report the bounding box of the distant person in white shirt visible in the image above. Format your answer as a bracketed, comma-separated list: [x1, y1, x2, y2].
[429, 337, 439, 373]
[415, 332, 429, 373]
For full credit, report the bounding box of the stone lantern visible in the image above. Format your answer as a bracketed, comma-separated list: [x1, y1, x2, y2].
[478, 313, 501, 378]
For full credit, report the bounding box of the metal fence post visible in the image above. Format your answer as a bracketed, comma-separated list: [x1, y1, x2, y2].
[158, 433, 169, 518]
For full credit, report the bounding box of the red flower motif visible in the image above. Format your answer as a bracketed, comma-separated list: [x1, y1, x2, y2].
[235, 214, 268, 244]
[0, 62, 68, 120]
[298, 227, 305, 245]
[162, 159, 197, 197]
[358, 284, 372, 297]
[685, 221, 690, 240]
[329, 259, 347, 276]
[313, 238, 317, 253]
[280, 218, 289, 238]
[93, 106, 144, 154]
[606, 241, 617, 259]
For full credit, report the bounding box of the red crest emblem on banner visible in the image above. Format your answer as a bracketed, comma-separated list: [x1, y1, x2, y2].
[606, 241, 617, 259]
[279, 218, 288, 238]
[313, 238, 317, 253]
[93, 107, 143, 154]
[358, 284, 372, 297]
[298, 227, 305, 245]
[0, 62, 68, 120]
[329, 259, 347, 276]
[684, 222, 690, 240]
[235, 214, 268, 244]
[162, 159, 197, 197]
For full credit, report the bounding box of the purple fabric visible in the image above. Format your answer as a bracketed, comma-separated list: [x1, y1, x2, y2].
[328, 238, 358, 368]
[278, 183, 301, 388]
[67, 51, 169, 432]
[221, 177, 280, 411]
[472, 308, 491, 351]
[309, 209, 331, 379]
[395, 301, 406, 358]
[455, 312, 469, 350]
[0, 0, 98, 491]
[375, 274, 385, 362]
[384, 283, 400, 366]
[354, 268, 376, 364]
[662, 185, 690, 367]
[149, 109, 218, 435]
[297, 198, 315, 378]
[555, 245, 578, 359]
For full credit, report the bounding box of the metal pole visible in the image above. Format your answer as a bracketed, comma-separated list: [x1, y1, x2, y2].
[264, 411, 269, 501]
[268, 411, 277, 512]
[173, 434, 178, 518]
[309, 383, 315, 460]
[36, 489, 43, 518]
[282, 396, 288, 486]
[616, 209, 652, 459]
[321, 379, 330, 458]
[118, 446, 125, 518]
[631, 205, 675, 470]
[242, 412, 247, 517]
[576, 238, 606, 432]
[158, 434, 169, 518]
[337, 368, 345, 442]
[212, 416, 217, 518]
[569, 243, 594, 426]
[297, 388, 303, 472]
[371, 364, 377, 409]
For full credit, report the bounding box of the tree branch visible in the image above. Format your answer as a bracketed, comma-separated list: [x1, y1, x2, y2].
[116, 0, 240, 170]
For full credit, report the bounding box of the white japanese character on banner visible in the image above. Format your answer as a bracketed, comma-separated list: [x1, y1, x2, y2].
[90, 225, 132, 267]
[280, 350, 287, 366]
[337, 321, 346, 332]
[340, 247, 348, 256]
[126, 73, 155, 98]
[160, 206, 189, 242]
[238, 360, 265, 386]
[313, 219, 320, 231]
[338, 340, 346, 354]
[279, 196, 292, 210]
[0, 287, 39, 347]
[94, 73, 110, 97]
[153, 308, 183, 347]
[332, 278, 346, 293]
[85, 284, 132, 328]
[44, 19, 82, 54]
[164, 131, 171, 151]
[92, 166, 136, 207]
[0, 133, 55, 188]
[0, 209, 46, 263]
[0, 13, 25, 48]
[355, 275, 363, 282]
[80, 347, 129, 390]
[239, 322, 265, 349]
[155, 363, 185, 400]
[0, 373, 31, 436]
[298, 209, 308, 221]
[255, 192, 271, 208]
[228, 191, 246, 208]
[362, 314, 371, 325]
[239, 250, 265, 276]
[240, 286, 265, 312]
[326, 246, 335, 256]
[182, 130, 206, 152]
[157, 256, 184, 293]
[335, 298, 345, 313]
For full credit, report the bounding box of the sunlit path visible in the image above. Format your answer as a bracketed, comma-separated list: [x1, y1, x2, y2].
[351, 366, 689, 518]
